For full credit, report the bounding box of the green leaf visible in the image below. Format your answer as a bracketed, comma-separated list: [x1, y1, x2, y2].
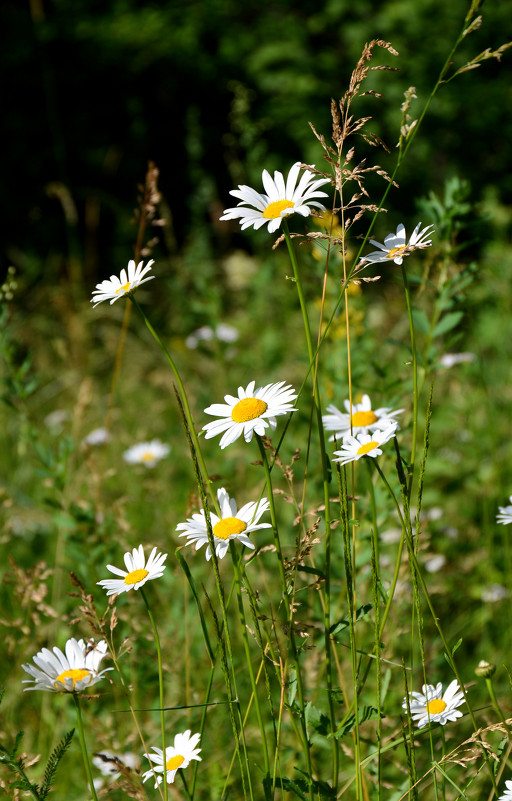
[305, 702, 330, 739]
[329, 603, 373, 636]
[411, 308, 430, 334]
[334, 706, 382, 739]
[433, 310, 463, 337]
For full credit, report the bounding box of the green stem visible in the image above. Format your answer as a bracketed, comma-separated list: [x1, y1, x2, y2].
[282, 219, 338, 786]
[72, 694, 100, 801]
[374, 462, 499, 797]
[141, 587, 168, 801]
[256, 435, 313, 797]
[230, 541, 270, 776]
[400, 264, 418, 498]
[130, 297, 218, 515]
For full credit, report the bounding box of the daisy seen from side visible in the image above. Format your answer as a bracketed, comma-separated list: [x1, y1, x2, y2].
[97, 545, 167, 596]
[91, 259, 155, 307]
[323, 393, 403, 439]
[220, 162, 331, 234]
[498, 779, 512, 801]
[142, 730, 202, 787]
[203, 380, 297, 449]
[22, 637, 112, 693]
[497, 496, 512, 525]
[402, 680, 465, 728]
[332, 425, 397, 466]
[123, 439, 170, 467]
[360, 222, 434, 266]
[177, 487, 271, 561]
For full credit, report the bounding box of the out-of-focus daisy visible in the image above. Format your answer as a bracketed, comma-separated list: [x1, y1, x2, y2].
[439, 352, 476, 369]
[498, 779, 512, 801]
[185, 323, 239, 349]
[497, 496, 512, 525]
[83, 427, 111, 447]
[332, 425, 397, 466]
[424, 554, 447, 574]
[177, 487, 271, 561]
[97, 545, 167, 596]
[142, 731, 201, 787]
[123, 439, 170, 467]
[220, 162, 330, 234]
[22, 638, 112, 693]
[481, 584, 509, 603]
[402, 680, 465, 728]
[203, 380, 297, 449]
[91, 259, 155, 307]
[360, 222, 434, 266]
[323, 394, 403, 439]
[93, 751, 138, 779]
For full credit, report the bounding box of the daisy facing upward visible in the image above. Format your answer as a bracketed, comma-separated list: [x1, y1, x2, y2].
[202, 380, 297, 449]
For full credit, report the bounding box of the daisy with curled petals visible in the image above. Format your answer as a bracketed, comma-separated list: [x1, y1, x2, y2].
[402, 680, 465, 729]
[97, 545, 167, 596]
[497, 496, 512, 525]
[142, 730, 202, 787]
[177, 487, 271, 561]
[91, 259, 155, 307]
[22, 637, 112, 693]
[123, 439, 170, 467]
[332, 425, 397, 466]
[323, 393, 403, 440]
[220, 162, 331, 234]
[203, 380, 297, 449]
[498, 779, 512, 801]
[360, 222, 434, 266]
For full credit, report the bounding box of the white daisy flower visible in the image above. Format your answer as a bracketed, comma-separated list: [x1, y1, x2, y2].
[97, 545, 167, 596]
[22, 637, 112, 693]
[498, 779, 512, 801]
[142, 730, 201, 787]
[203, 380, 297, 449]
[497, 496, 512, 525]
[177, 487, 271, 561]
[323, 394, 403, 439]
[91, 259, 155, 307]
[402, 680, 465, 728]
[360, 222, 434, 266]
[220, 162, 331, 234]
[332, 425, 397, 466]
[123, 439, 170, 467]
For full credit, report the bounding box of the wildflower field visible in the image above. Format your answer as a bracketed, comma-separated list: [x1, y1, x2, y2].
[2, 1, 512, 799]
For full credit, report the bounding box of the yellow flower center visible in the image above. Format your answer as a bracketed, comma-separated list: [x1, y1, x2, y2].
[141, 451, 155, 462]
[166, 754, 185, 771]
[356, 440, 379, 456]
[387, 246, 406, 259]
[124, 568, 149, 585]
[213, 517, 248, 540]
[231, 398, 268, 423]
[115, 282, 131, 295]
[426, 698, 447, 715]
[54, 668, 91, 689]
[263, 199, 295, 219]
[351, 410, 378, 427]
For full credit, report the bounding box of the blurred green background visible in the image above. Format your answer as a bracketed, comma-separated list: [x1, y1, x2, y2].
[3, 0, 512, 289]
[2, 1, 512, 796]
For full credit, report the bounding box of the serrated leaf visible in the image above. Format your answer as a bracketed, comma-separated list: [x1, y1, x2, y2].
[305, 702, 330, 739]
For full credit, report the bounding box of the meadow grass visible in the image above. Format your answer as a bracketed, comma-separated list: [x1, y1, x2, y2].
[2, 5, 512, 800]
